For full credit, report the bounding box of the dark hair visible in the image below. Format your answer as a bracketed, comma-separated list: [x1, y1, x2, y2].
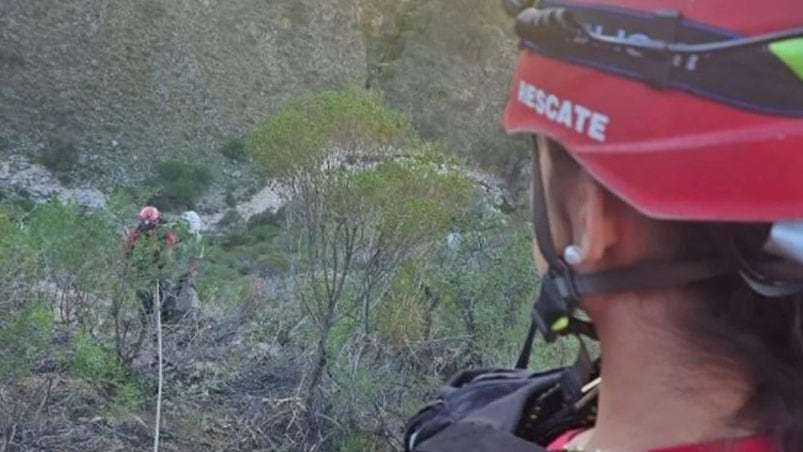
[543, 138, 803, 451]
[677, 226, 803, 452]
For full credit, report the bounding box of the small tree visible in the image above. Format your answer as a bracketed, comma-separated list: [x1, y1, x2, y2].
[0, 200, 149, 442]
[247, 90, 472, 447]
[22, 202, 125, 334]
[248, 89, 414, 188]
[425, 210, 538, 366]
[335, 156, 472, 340]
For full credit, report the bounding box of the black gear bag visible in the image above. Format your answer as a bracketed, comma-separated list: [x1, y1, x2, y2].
[404, 346, 598, 452]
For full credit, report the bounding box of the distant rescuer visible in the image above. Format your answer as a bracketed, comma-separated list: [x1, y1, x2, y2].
[126, 205, 178, 322]
[171, 210, 205, 317]
[405, 1, 803, 451]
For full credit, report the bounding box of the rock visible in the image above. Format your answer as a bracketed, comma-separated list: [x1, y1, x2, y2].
[446, 232, 464, 251]
[465, 169, 510, 209]
[0, 156, 106, 210]
[60, 188, 106, 210]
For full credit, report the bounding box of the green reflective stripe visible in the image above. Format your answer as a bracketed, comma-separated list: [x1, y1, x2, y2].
[551, 316, 570, 332]
[770, 37, 803, 82]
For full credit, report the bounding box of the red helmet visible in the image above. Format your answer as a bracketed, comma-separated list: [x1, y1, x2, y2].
[503, 0, 803, 222]
[138, 206, 160, 224]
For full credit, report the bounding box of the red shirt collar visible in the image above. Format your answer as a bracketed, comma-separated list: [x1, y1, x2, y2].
[549, 430, 776, 452]
[651, 436, 775, 452]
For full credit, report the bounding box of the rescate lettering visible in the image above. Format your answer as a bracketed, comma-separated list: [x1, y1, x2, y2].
[517, 81, 610, 142]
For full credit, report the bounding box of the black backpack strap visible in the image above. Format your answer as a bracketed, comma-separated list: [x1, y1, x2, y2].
[559, 341, 593, 403]
[415, 422, 548, 452]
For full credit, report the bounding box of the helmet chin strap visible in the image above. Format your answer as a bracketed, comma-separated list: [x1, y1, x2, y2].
[515, 138, 742, 368]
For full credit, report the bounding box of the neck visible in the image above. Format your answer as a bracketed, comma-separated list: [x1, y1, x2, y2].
[575, 292, 753, 452]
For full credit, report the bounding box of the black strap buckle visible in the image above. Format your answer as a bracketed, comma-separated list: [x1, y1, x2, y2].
[533, 270, 580, 342]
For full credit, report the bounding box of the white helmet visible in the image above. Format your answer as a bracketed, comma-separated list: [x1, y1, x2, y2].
[180, 211, 203, 235]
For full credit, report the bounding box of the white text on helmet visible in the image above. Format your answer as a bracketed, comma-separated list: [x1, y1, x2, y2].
[517, 81, 610, 142]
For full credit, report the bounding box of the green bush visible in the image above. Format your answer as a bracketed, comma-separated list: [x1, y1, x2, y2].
[0, 305, 52, 382]
[25, 201, 120, 279]
[284, 1, 311, 25]
[0, 49, 25, 67]
[224, 190, 237, 207]
[255, 253, 289, 275]
[220, 139, 248, 163]
[196, 258, 245, 307]
[208, 213, 285, 277]
[3, 188, 37, 213]
[421, 215, 548, 366]
[56, 172, 74, 185]
[246, 208, 285, 230]
[38, 133, 80, 174]
[247, 90, 415, 180]
[2, 200, 151, 375]
[334, 155, 473, 241]
[217, 208, 242, 228]
[151, 160, 212, 210]
[72, 332, 142, 416]
[374, 270, 426, 347]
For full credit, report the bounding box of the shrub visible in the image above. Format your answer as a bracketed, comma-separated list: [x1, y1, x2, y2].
[13, 201, 149, 367]
[220, 139, 248, 163]
[210, 213, 285, 278]
[24, 201, 119, 276]
[72, 332, 142, 416]
[15, 198, 35, 212]
[247, 90, 415, 181]
[374, 272, 426, 347]
[0, 49, 25, 67]
[217, 208, 242, 228]
[56, 172, 74, 185]
[421, 214, 544, 366]
[151, 160, 212, 210]
[7, 188, 36, 212]
[224, 190, 237, 207]
[246, 208, 285, 230]
[0, 305, 52, 382]
[255, 253, 289, 276]
[38, 133, 80, 174]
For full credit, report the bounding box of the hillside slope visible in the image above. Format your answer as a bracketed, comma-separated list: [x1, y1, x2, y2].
[0, 0, 527, 202]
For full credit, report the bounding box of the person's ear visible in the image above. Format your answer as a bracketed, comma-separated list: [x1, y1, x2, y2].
[564, 172, 618, 270]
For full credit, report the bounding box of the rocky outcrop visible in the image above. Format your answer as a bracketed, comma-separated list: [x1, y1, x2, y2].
[0, 151, 516, 232]
[0, 156, 106, 210]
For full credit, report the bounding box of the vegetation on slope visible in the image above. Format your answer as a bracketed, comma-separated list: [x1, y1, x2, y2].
[0, 90, 575, 450]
